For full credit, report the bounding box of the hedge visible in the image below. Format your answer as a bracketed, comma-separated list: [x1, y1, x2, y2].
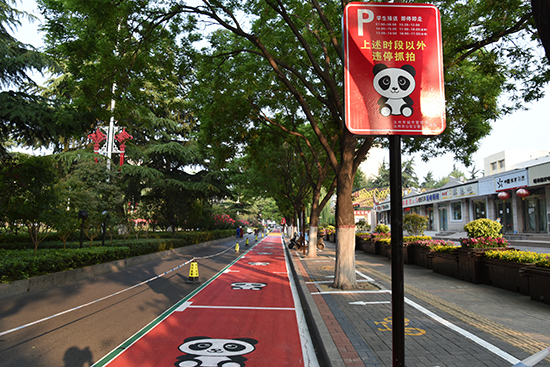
[0, 229, 234, 282]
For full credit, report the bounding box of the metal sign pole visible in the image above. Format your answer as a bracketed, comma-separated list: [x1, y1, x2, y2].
[389, 135, 405, 367]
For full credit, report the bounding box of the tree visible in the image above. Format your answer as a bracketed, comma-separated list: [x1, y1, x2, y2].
[421, 171, 438, 189]
[57, 156, 125, 246]
[401, 158, 420, 189]
[36, 0, 550, 289]
[366, 160, 390, 188]
[169, 0, 549, 289]
[366, 158, 418, 189]
[0, 0, 52, 156]
[0, 154, 58, 253]
[353, 169, 368, 190]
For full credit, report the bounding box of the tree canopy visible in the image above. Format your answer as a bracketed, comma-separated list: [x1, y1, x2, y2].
[2, 0, 550, 289]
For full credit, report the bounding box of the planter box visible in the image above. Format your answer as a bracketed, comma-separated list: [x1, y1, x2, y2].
[432, 252, 459, 278]
[362, 239, 376, 254]
[410, 246, 433, 269]
[456, 247, 509, 284]
[403, 245, 414, 265]
[328, 233, 336, 243]
[481, 258, 532, 295]
[521, 267, 550, 305]
[375, 241, 390, 257]
[356, 237, 366, 251]
[403, 245, 411, 264]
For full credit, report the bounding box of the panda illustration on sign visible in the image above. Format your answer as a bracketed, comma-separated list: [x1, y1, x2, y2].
[372, 64, 416, 117]
[175, 336, 258, 367]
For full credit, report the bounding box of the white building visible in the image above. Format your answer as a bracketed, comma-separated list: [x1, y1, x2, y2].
[374, 151, 550, 235]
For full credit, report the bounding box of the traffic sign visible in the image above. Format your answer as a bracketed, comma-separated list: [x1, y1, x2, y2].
[344, 3, 445, 135]
[281, 218, 286, 225]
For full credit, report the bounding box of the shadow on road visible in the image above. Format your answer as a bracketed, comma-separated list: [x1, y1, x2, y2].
[64, 346, 93, 367]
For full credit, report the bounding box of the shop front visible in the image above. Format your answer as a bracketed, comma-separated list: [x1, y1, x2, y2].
[527, 162, 550, 234]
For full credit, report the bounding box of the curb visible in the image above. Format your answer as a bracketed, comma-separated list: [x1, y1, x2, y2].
[0, 237, 232, 299]
[285, 242, 344, 367]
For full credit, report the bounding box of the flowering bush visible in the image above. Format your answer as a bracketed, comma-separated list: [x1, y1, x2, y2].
[409, 239, 455, 249]
[237, 220, 251, 227]
[404, 235, 431, 243]
[212, 214, 236, 229]
[325, 225, 336, 235]
[536, 255, 550, 268]
[430, 244, 457, 253]
[354, 232, 390, 241]
[460, 236, 509, 249]
[485, 250, 550, 268]
[355, 231, 370, 240]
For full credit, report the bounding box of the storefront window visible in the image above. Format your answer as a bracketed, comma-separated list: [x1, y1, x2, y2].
[473, 200, 486, 220]
[452, 202, 462, 221]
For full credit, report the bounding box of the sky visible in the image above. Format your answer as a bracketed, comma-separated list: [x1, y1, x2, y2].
[10, 0, 550, 181]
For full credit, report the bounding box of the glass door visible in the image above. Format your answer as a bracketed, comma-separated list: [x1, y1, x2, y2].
[496, 201, 513, 233]
[524, 193, 547, 233]
[439, 205, 447, 231]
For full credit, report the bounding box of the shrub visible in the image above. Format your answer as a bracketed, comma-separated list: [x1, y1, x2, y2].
[485, 250, 550, 268]
[460, 236, 509, 249]
[403, 213, 428, 236]
[375, 224, 390, 233]
[356, 220, 370, 231]
[464, 219, 502, 238]
[325, 225, 336, 235]
[0, 229, 235, 282]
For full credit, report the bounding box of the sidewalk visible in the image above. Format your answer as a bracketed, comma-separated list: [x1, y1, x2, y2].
[287, 239, 550, 367]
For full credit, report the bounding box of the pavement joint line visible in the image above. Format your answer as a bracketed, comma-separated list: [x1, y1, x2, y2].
[357, 263, 550, 357]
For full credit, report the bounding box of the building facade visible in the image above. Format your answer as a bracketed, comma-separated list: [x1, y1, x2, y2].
[373, 157, 550, 234]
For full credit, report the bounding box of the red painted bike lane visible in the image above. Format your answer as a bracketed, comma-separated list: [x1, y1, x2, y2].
[93, 232, 318, 367]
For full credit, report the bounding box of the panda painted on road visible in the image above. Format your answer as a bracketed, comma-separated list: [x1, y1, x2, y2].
[372, 63, 416, 118]
[175, 336, 258, 367]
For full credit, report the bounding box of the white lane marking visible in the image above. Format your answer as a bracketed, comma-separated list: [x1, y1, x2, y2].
[312, 290, 391, 295]
[404, 297, 520, 365]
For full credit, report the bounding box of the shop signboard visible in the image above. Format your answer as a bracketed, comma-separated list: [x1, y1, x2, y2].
[528, 162, 550, 187]
[453, 183, 478, 198]
[494, 169, 528, 192]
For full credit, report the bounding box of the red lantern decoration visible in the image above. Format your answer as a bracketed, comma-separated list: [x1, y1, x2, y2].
[497, 191, 510, 201]
[516, 188, 530, 199]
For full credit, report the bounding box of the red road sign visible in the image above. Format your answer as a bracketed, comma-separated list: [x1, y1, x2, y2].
[281, 217, 286, 225]
[94, 234, 311, 367]
[344, 3, 445, 135]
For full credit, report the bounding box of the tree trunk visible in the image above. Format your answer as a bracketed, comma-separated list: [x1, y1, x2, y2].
[333, 131, 357, 290]
[307, 191, 321, 257]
